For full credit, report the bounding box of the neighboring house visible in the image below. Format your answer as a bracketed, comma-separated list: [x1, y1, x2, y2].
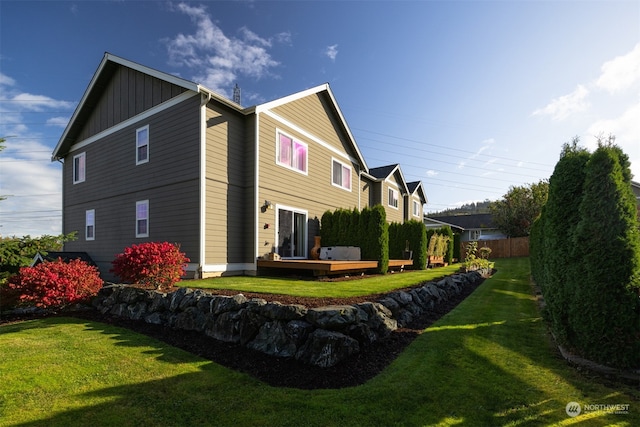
[363, 164, 427, 223]
[424, 213, 506, 241]
[406, 181, 428, 222]
[31, 251, 96, 267]
[52, 53, 425, 279]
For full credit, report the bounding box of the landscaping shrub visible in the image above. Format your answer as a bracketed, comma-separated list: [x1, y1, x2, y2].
[568, 142, 640, 368]
[111, 242, 190, 289]
[388, 220, 427, 269]
[442, 226, 454, 264]
[6, 258, 103, 309]
[536, 139, 590, 344]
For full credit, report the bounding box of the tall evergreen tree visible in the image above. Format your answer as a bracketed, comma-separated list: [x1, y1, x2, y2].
[569, 140, 640, 367]
[541, 138, 590, 344]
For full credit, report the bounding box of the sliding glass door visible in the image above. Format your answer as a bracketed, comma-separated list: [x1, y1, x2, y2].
[277, 207, 307, 258]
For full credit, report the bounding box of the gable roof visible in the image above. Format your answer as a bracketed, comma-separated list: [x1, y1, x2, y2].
[407, 181, 428, 204]
[253, 83, 368, 172]
[52, 52, 243, 160]
[52, 53, 368, 173]
[367, 164, 410, 194]
[425, 213, 497, 230]
[30, 251, 96, 267]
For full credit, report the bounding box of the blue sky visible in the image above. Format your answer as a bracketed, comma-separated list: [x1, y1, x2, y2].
[1, 0, 639, 237]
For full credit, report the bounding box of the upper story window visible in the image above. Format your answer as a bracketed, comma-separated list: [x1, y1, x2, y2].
[136, 200, 149, 238]
[388, 187, 399, 209]
[136, 125, 149, 165]
[413, 200, 420, 217]
[277, 131, 307, 174]
[332, 159, 352, 191]
[85, 209, 95, 240]
[73, 152, 86, 184]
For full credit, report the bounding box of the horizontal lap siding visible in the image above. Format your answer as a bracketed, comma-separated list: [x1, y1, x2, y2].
[383, 178, 404, 224]
[257, 93, 362, 258]
[64, 95, 201, 279]
[204, 104, 251, 265]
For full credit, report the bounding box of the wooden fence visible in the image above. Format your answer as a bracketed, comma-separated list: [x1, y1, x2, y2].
[461, 237, 530, 259]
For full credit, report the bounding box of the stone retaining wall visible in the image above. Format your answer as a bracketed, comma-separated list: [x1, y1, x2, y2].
[92, 271, 485, 367]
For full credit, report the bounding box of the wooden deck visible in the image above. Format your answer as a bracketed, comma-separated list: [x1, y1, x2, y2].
[257, 259, 413, 276]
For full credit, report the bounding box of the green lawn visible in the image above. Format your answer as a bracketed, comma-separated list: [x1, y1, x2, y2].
[1, 258, 638, 426]
[179, 263, 463, 297]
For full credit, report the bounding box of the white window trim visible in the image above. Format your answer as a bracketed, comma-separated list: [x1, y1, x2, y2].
[85, 209, 95, 241]
[73, 152, 86, 184]
[331, 158, 352, 191]
[136, 125, 149, 165]
[136, 200, 149, 238]
[412, 200, 420, 217]
[388, 187, 399, 209]
[276, 129, 308, 175]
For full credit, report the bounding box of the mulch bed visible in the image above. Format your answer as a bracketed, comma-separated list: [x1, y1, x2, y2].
[1, 279, 483, 390]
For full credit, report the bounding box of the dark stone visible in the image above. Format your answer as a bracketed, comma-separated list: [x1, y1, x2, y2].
[295, 329, 360, 368]
[305, 305, 358, 330]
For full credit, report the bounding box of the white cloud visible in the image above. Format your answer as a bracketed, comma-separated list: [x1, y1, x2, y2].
[0, 75, 73, 237]
[325, 44, 338, 61]
[166, 2, 282, 97]
[0, 72, 16, 86]
[586, 101, 640, 180]
[46, 116, 70, 127]
[596, 42, 640, 93]
[426, 170, 438, 177]
[532, 84, 590, 121]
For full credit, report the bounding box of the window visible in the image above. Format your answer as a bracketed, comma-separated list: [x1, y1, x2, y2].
[388, 188, 399, 209]
[85, 209, 95, 240]
[136, 200, 149, 237]
[73, 152, 86, 184]
[413, 200, 420, 217]
[277, 131, 307, 174]
[136, 125, 149, 165]
[332, 159, 352, 191]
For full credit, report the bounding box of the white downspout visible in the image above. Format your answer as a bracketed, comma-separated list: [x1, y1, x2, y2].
[198, 91, 211, 278]
[253, 113, 260, 273]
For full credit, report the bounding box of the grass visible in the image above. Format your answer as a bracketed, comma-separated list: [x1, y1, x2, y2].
[1, 258, 638, 426]
[179, 263, 463, 297]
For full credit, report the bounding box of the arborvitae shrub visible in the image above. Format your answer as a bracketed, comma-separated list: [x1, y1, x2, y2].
[111, 242, 190, 290]
[7, 258, 103, 309]
[370, 205, 389, 274]
[569, 143, 640, 368]
[539, 141, 590, 344]
[320, 210, 335, 246]
[388, 223, 401, 259]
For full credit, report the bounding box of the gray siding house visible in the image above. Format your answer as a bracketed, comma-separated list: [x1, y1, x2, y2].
[52, 53, 426, 279]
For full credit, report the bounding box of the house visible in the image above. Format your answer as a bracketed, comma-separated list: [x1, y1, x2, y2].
[52, 53, 425, 279]
[31, 252, 96, 267]
[424, 213, 506, 241]
[363, 164, 427, 223]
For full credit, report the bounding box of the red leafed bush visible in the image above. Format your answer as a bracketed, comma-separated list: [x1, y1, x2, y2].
[7, 258, 104, 309]
[110, 242, 190, 290]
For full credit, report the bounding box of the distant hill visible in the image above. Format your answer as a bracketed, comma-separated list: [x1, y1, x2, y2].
[427, 200, 493, 216]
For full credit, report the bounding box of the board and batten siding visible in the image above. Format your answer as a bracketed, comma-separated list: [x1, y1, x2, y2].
[77, 65, 188, 142]
[256, 93, 363, 258]
[203, 102, 253, 269]
[63, 95, 201, 279]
